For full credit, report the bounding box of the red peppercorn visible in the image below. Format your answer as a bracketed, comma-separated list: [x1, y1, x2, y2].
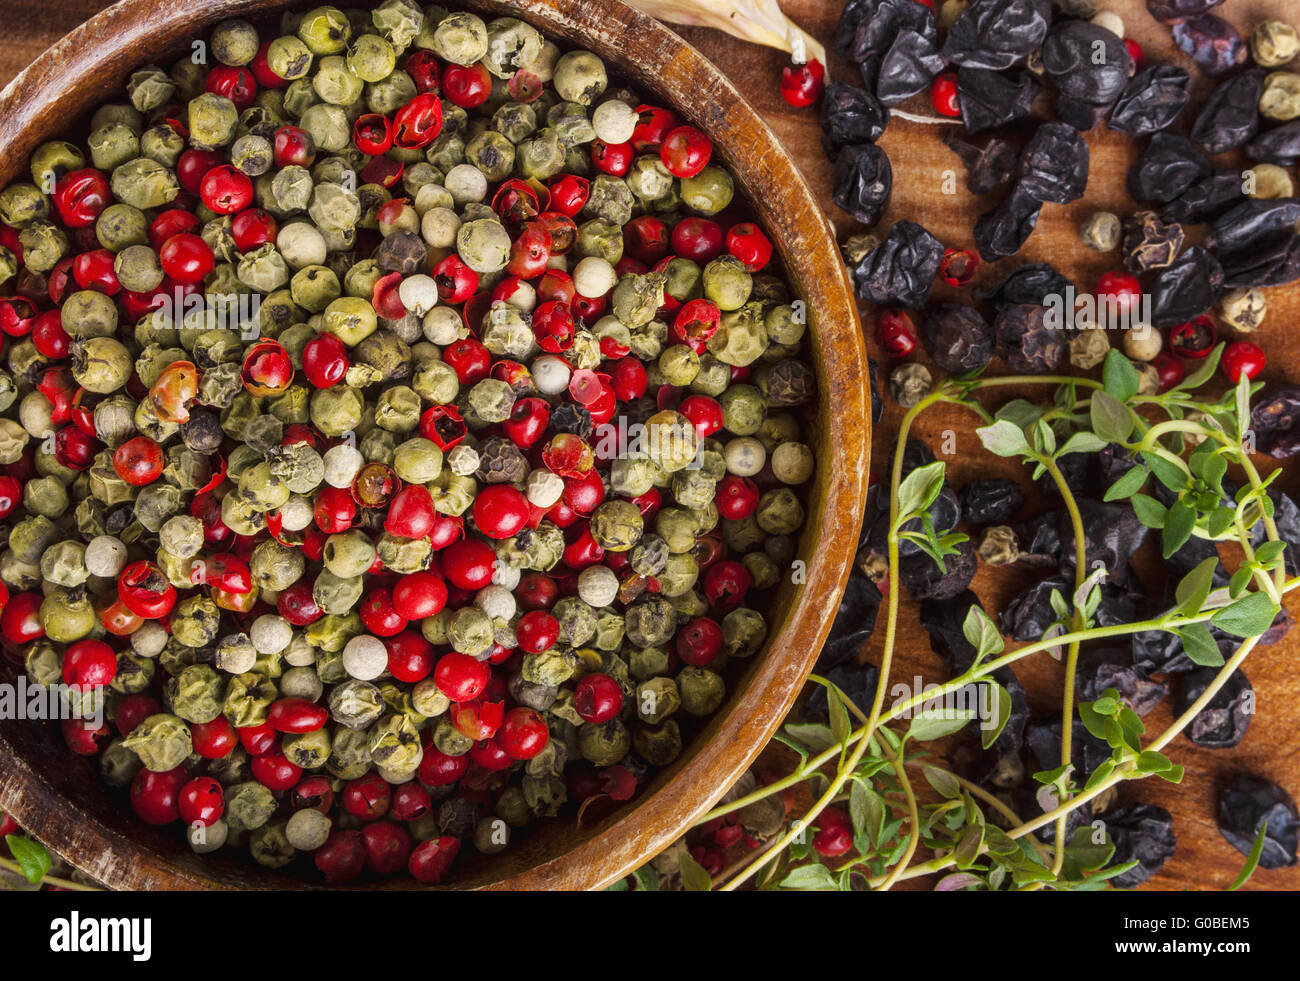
[434, 652, 490, 702]
[52, 169, 110, 228]
[502, 396, 551, 449]
[1169, 315, 1217, 359]
[0, 476, 19, 521]
[61, 638, 117, 688]
[418, 745, 470, 787]
[812, 807, 854, 857]
[301, 331, 350, 389]
[1152, 351, 1185, 392]
[250, 745, 303, 792]
[117, 561, 177, 619]
[200, 165, 254, 214]
[72, 248, 120, 294]
[112, 435, 165, 486]
[384, 630, 435, 683]
[393, 93, 444, 149]
[515, 609, 560, 654]
[704, 560, 751, 612]
[441, 63, 491, 108]
[507, 221, 552, 277]
[191, 717, 238, 759]
[178, 777, 225, 827]
[716, 475, 760, 520]
[726, 223, 773, 271]
[574, 673, 623, 724]
[1, 592, 44, 644]
[451, 699, 505, 740]
[342, 773, 392, 820]
[672, 298, 721, 352]
[241, 339, 293, 396]
[291, 775, 335, 813]
[548, 174, 590, 216]
[251, 40, 287, 88]
[1124, 38, 1145, 69]
[631, 105, 679, 151]
[363, 821, 414, 876]
[238, 722, 277, 757]
[1222, 341, 1265, 383]
[442, 337, 491, 383]
[591, 139, 634, 176]
[930, 73, 960, 117]
[63, 716, 110, 756]
[115, 693, 162, 737]
[516, 572, 559, 611]
[315, 830, 366, 884]
[130, 767, 187, 826]
[273, 125, 316, 168]
[874, 309, 918, 357]
[206, 65, 257, 111]
[660, 126, 712, 178]
[677, 616, 724, 666]
[939, 247, 980, 288]
[671, 216, 723, 263]
[314, 485, 357, 534]
[499, 707, 550, 760]
[231, 208, 278, 252]
[54, 425, 98, 471]
[157, 232, 214, 284]
[408, 836, 460, 883]
[359, 588, 409, 637]
[780, 58, 826, 108]
[1095, 271, 1143, 324]
[267, 697, 330, 734]
[352, 112, 394, 155]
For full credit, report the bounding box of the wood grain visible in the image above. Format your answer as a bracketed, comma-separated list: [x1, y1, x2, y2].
[668, 0, 1300, 890]
[0, 0, 868, 889]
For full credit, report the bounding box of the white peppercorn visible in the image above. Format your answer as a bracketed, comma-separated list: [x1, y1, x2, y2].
[188, 818, 229, 854]
[1080, 211, 1121, 251]
[889, 363, 932, 408]
[420, 207, 461, 249]
[1219, 287, 1265, 332]
[771, 442, 814, 484]
[131, 621, 168, 658]
[526, 469, 564, 507]
[444, 163, 488, 204]
[447, 444, 480, 477]
[322, 443, 364, 488]
[285, 808, 332, 851]
[283, 633, 317, 667]
[159, 515, 204, 558]
[1122, 322, 1162, 362]
[475, 584, 516, 621]
[577, 565, 619, 607]
[724, 437, 766, 477]
[398, 274, 439, 316]
[277, 222, 328, 269]
[1090, 10, 1124, 38]
[573, 256, 616, 298]
[591, 100, 638, 144]
[280, 665, 324, 701]
[342, 634, 388, 680]
[532, 354, 571, 394]
[84, 535, 128, 578]
[277, 494, 315, 532]
[491, 561, 521, 591]
[250, 614, 292, 655]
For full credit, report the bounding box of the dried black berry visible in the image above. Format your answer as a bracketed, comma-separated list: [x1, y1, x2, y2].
[976, 262, 1070, 308]
[1108, 65, 1192, 138]
[834, 0, 877, 58]
[1017, 123, 1090, 204]
[832, 143, 893, 226]
[1217, 774, 1299, 870]
[1218, 233, 1300, 289]
[899, 538, 977, 601]
[1189, 70, 1264, 154]
[1042, 21, 1132, 122]
[1127, 132, 1212, 204]
[868, 359, 883, 424]
[1250, 385, 1300, 460]
[1172, 15, 1247, 76]
[1208, 199, 1300, 256]
[1246, 120, 1300, 167]
[943, 0, 1052, 71]
[993, 302, 1064, 374]
[849, 0, 938, 89]
[1105, 804, 1178, 888]
[854, 220, 944, 309]
[1172, 665, 1252, 749]
[1159, 172, 1244, 225]
[475, 436, 529, 484]
[765, 359, 817, 406]
[1078, 647, 1169, 716]
[1013, 511, 1062, 568]
[816, 568, 883, 670]
[974, 187, 1042, 261]
[876, 29, 945, 106]
[803, 661, 879, 724]
[1058, 499, 1150, 579]
[919, 303, 994, 374]
[941, 131, 1022, 195]
[821, 81, 887, 156]
[960, 478, 1024, 525]
[957, 68, 1040, 134]
[374, 231, 427, 274]
[1149, 246, 1223, 328]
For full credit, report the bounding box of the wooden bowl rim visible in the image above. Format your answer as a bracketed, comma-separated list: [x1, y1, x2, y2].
[0, 0, 871, 890]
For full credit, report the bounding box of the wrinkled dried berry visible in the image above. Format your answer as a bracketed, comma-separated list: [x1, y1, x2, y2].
[919, 303, 994, 374]
[1017, 123, 1090, 204]
[1000, 574, 1070, 640]
[1108, 65, 1191, 138]
[993, 302, 1064, 373]
[815, 568, 882, 670]
[899, 538, 977, 601]
[1217, 774, 1298, 870]
[1146, 0, 1223, 21]
[854, 220, 944, 309]
[1127, 132, 1212, 204]
[821, 82, 888, 155]
[943, 0, 1052, 71]
[1172, 665, 1252, 749]
[976, 263, 1070, 307]
[876, 29, 946, 106]
[961, 478, 1024, 525]
[1105, 804, 1178, 888]
[832, 144, 893, 226]
[1058, 499, 1150, 578]
[1149, 246, 1223, 328]
[803, 661, 879, 724]
[849, 0, 939, 90]
[1246, 120, 1300, 167]
[1078, 647, 1168, 716]
[1159, 172, 1243, 225]
[941, 131, 1021, 195]
[958, 68, 1040, 133]
[974, 188, 1042, 261]
[1121, 211, 1184, 273]
[1190, 70, 1264, 154]
[1250, 385, 1300, 459]
[1042, 21, 1132, 124]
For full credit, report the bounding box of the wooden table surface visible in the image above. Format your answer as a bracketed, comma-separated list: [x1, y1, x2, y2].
[2, 0, 1298, 890]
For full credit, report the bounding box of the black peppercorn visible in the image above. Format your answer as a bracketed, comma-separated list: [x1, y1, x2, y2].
[181, 411, 224, 454]
[549, 401, 594, 439]
[765, 359, 817, 407]
[475, 436, 529, 484]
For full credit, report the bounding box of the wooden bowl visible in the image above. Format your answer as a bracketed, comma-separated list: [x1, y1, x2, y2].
[0, 0, 870, 889]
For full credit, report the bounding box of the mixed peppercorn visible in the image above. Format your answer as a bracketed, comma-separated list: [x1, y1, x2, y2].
[0, 3, 819, 884]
